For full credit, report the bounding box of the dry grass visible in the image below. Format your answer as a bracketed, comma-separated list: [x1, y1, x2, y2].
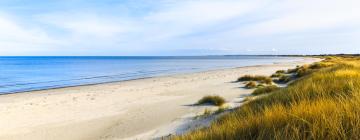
[271, 73, 284, 78]
[287, 66, 300, 73]
[215, 105, 230, 114]
[202, 108, 212, 116]
[275, 70, 286, 74]
[252, 85, 280, 95]
[275, 75, 292, 83]
[197, 95, 226, 106]
[287, 61, 334, 78]
[174, 56, 360, 140]
[238, 75, 272, 85]
[259, 78, 273, 85]
[244, 81, 257, 89]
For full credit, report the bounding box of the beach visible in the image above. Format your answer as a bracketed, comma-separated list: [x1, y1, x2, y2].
[0, 57, 319, 140]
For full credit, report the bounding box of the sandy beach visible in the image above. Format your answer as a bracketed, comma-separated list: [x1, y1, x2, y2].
[0, 57, 319, 140]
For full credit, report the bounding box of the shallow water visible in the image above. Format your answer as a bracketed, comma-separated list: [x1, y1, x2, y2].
[0, 56, 301, 94]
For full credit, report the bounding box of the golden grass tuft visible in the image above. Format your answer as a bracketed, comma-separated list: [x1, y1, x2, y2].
[237, 75, 272, 85]
[215, 104, 230, 114]
[276, 70, 286, 74]
[252, 85, 280, 95]
[202, 108, 212, 116]
[335, 69, 360, 77]
[197, 95, 226, 106]
[271, 73, 284, 78]
[275, 75, 292, 83]
[244, 81, 257, 89]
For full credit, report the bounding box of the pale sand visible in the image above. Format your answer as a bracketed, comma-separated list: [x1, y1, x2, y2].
[0, 57, 320, 140]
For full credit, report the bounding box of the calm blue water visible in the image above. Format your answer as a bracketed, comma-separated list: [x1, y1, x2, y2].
[0, 56, 301, 94]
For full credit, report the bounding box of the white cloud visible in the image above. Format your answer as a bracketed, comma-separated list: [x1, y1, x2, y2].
[146, 0, 263, 25]
[0, 13, 57, 55]
[239, 0, 360, 36]
[1, 0, 360, 55]
[37, 13, 137, 39]
[141, 0, 266, 41]
[0, 14, 52, 44]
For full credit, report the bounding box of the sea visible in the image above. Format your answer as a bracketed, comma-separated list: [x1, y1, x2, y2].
[0, 56, 302, 94]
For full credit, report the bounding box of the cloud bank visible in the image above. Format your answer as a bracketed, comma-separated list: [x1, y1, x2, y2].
[0, 0, 359, 55]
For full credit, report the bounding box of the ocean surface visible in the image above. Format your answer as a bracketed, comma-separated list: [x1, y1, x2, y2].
[0, 56, 302, 94]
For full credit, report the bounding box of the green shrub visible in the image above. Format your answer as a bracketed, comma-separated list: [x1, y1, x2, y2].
[197, 95, 226, 106]
[252, 85, 280, 95]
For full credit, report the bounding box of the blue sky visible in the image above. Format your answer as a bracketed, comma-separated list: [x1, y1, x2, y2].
[0, 0, 359, 56]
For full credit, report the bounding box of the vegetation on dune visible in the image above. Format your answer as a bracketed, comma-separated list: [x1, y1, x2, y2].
[202, 108, 212, 116]
[259, 77, 273, 85]
[244, 81, 257, 89]
[237, 75, 272, 85]
[287, 66, 300, 73]
[174, 56, 360, 140]
[275, 75, 292, 83]
[271, 70, 287, 78]
[256, 83, 265, 88]
[197, 95, 226, 106]
[275, 70, 286, 74]
[276, 59, 335, 83]
[252, 85, 280, 95]
[215, 105, 230, 114]
[286, 60, 334, 78]
[271, 72, 284, 78]
[196, 105, 231, 119]
[309, 61, 334, 69]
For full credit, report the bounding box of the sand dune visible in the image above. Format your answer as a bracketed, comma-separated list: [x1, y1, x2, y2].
[0, 57, 319, 140]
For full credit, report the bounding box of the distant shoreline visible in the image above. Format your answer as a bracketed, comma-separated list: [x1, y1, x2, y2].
[0, 61, 296, 95]
[0, 56, 304, 94]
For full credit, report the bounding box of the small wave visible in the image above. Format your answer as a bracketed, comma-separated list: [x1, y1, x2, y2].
[0, 67, 198, 94]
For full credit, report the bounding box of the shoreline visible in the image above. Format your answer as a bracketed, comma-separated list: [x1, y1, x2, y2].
[0, 57, 307, 95]
[0, 57, 320, 140]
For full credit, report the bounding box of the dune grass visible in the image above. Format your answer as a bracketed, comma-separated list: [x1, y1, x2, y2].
[174, 56, 360, 140]
[286, 60, 334, 78]
[238, 75, 272, 85]
[271, 73, 284, 78]
[244, 81, 257, 89]
[275, 70, 286, 74]
[202, 108, 212, 116]
[215, 105, 230, 114]
[252, 85, 280, 95]
[197, 95, 226, 106]
[287, 66, 300, 73]
[275, 75, 292, 83]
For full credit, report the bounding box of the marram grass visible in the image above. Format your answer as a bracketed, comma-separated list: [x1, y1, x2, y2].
[197, 95, 226, 106]
[237, 75, 272, 85]
[252, 85, 279, 95]
[173, 57, 360, 140]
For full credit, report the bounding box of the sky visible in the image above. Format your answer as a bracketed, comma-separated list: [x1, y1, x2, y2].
[0, 0, 360, 56]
